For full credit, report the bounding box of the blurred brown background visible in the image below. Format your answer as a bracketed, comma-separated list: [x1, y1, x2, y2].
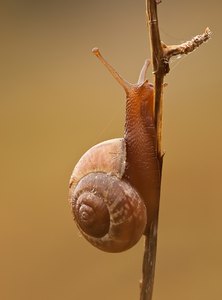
[0, 1, 221, 299]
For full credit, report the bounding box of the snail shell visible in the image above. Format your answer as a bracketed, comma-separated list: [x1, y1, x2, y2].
[69, 138, 147, 253]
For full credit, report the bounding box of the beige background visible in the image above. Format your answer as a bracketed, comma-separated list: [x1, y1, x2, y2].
[1, 1, 221, 299]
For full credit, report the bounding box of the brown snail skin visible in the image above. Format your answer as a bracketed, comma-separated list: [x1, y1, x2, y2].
[69, 48, 161, 253]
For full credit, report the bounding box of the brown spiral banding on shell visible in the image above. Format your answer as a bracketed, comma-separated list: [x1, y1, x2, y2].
[73, 190, 110, 238]
[70, 172, 147, 253]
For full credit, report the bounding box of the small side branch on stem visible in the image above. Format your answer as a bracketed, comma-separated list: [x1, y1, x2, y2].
[164, 27, 212, 59]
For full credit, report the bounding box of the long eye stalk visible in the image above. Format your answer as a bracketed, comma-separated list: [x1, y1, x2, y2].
[92, 47, 151, 91]
[92, 47, 131, 93]
[137, 59, 150, 84]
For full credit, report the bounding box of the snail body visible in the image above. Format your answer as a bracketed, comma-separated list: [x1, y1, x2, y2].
[69, 48, 160, 252]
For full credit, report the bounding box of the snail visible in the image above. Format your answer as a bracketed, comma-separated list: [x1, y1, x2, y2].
[68, 48, 161, 253]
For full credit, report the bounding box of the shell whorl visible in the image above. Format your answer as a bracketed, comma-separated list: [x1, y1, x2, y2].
[69, 138, 147, 252]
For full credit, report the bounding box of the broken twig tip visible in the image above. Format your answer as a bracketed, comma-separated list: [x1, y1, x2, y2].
[205, 27, 212, 39]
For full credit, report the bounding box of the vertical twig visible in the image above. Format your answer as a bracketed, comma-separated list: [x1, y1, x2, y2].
[140, 1, 211, 299]
[140, 218, 159, 300]
[140, 2, 164, 300]
[146, 0, 165, 158]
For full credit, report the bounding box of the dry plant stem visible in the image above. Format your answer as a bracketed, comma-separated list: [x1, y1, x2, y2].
[146, 0, 164, 159]
[140, 2, 164, 299]
[140, 217, 158, 300]
[164, 27, 212, 58]
[140, 1, 211, 300]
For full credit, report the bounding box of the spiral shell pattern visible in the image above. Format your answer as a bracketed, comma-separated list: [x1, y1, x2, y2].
[69, 139, 147, 252]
